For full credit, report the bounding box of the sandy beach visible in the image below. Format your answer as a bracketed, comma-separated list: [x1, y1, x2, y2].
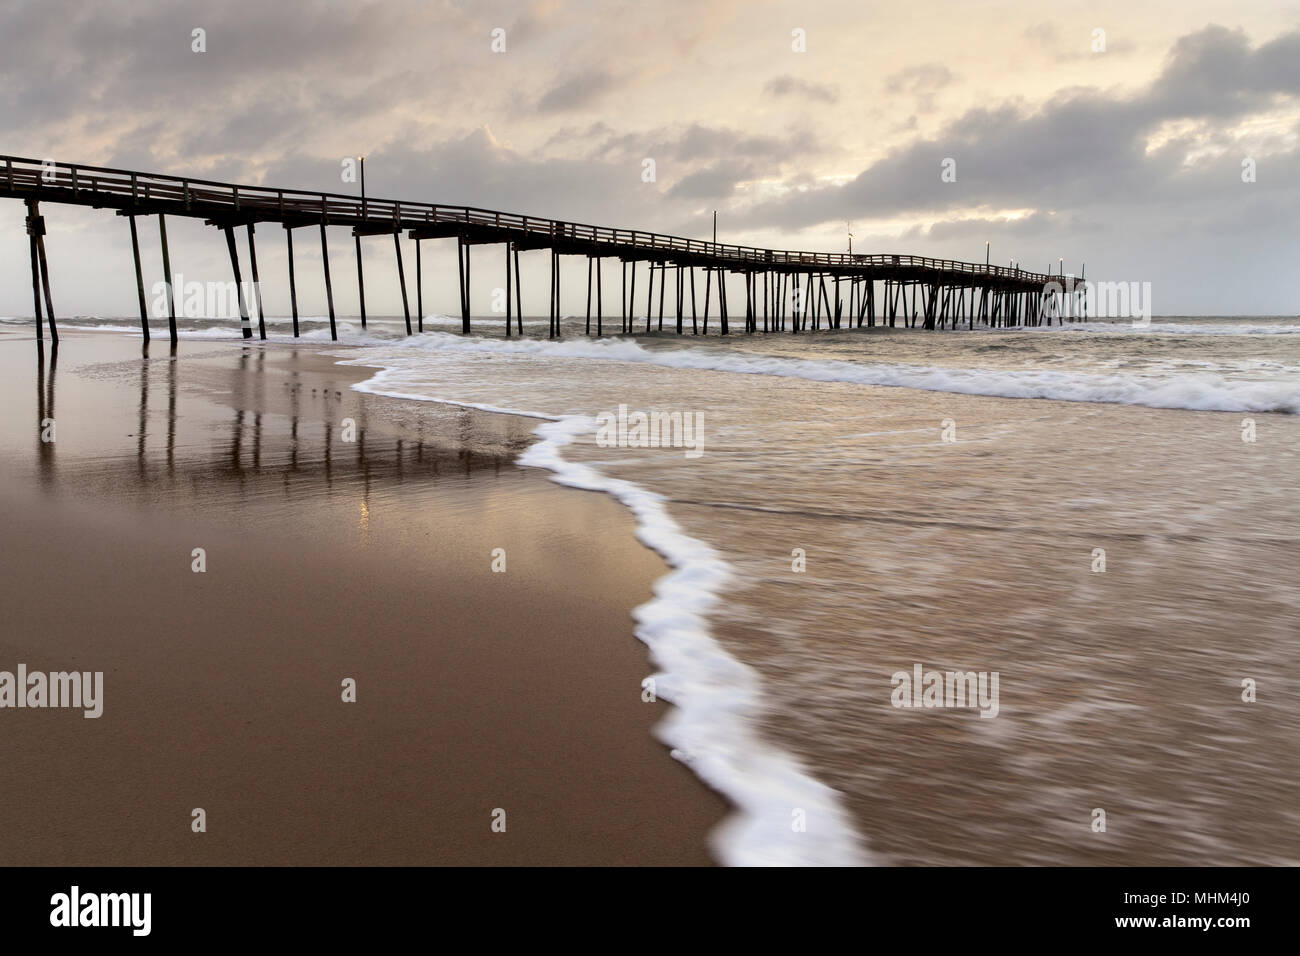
[0, 330, 726, 865]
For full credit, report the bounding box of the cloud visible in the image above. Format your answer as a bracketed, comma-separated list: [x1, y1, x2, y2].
[884, 63, 956, 98]
[667, 159, 756, 200]
[734, 26, 1300, 235]
[535, 68, 620, 112]
[763, 75, 839, 103]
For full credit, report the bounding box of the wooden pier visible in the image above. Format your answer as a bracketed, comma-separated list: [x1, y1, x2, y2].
[3, 154, 1087, 346]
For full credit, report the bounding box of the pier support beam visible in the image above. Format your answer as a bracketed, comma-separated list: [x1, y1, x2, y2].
[513, 244, 522, 336]
[719, 268, 729, 335]
[159, 215, 177, 344]
[457, 236, 471, 334]
[222, 224, 253, 340]
[702, 266, 711, 335]
[645, 261, 654, 334]
[319, 223, 337, 341]
[25, 200, 57, 345]
[394, 231, 411, 335]
[284, 226, 300, 338]
[129, 215, 149, 341]
[355, 235, 367, 330]
[28, 222, 43, 345]
[658, 262, 666, 332]
[923, 282, 938, 330]
[689, 265, 697, 334]
[676, 264, 683, 335]
[247, 223, 266, 340]
[626, 260, 636, 334]
[550, 249, 560, 337]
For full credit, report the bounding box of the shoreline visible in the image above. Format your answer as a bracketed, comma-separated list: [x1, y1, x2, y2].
[0, 330, 729, 865]
[345, 350, 872, 866]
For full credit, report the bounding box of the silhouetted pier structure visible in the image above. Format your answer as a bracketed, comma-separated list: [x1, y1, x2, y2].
[4, 154, 1087, 346]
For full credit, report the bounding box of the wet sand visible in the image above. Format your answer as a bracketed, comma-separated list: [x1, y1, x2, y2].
[0, 331, 726, 865]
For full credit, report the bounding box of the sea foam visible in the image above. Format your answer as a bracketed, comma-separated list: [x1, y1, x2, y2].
[344, 358, 872, 867]
[373, 332, 1300, 414]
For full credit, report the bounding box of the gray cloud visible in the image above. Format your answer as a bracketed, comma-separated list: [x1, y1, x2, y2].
[535, 68, 621, 112]
[736, 26, 1300, 234]
[885, 63, 956, 98]
[764, 75, 839, 103]
[667, 159, 757, 200]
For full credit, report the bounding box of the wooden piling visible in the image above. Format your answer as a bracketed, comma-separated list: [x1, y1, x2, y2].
[285, 226, 300, 338]
[465, 238, 473, 334]
[702, 266, 711, 335]
[129, 215, 149, 341]
[675, 264, 683, 335]
[549, 249, 559, 338]
[416, 238, 423, 333]
[719, 268, 729, 335]
[246, 223, 266, 340]
[223, 225, 253, 340]
[394, 231, 411, 335]
[689, 265, 697, 334]
[628, 259, 637, 334]
[457, 236, 470, 334]
[645, 260, 653, 334]
[33, 214, 57, 345]
[585, 255, 593, 335]
[744, 270, 752, 332]
[547, 249, 555, 337]
[158, 215, 177, 343]
[624, 260, 634, 335]
[658, 262, 666, 332]
[28, 225, 43, 345]
[319, 222, 337, 341]
[355, 235, 367, 329]
[513, 245, 522, 335]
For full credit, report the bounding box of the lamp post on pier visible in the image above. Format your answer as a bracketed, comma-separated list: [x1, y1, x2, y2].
[359, 155, 366, 216]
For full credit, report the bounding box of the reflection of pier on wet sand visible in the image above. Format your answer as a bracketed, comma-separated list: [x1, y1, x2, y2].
[26, 340, 532, 503]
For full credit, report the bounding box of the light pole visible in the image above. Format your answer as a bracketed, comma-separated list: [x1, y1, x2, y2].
[359, 155, 366, 216]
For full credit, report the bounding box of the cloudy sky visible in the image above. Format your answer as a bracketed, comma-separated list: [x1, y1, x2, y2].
[2, 0, 1298, 317]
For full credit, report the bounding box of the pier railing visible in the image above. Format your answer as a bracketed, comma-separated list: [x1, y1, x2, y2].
[1, 154, 1059, 284]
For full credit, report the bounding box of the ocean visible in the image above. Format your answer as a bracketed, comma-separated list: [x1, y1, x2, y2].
[8, 312, 1299, 866]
